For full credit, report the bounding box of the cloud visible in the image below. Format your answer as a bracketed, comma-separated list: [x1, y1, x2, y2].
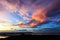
[0, 0, 20, 12]
[0, 0, 60, 28]
[18, 0, 60, 28]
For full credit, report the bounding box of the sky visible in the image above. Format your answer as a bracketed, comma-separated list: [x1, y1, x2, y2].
[0, 0, 60, 30]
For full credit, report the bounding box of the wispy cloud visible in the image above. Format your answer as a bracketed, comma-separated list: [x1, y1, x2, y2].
[0, 0, 60, 28]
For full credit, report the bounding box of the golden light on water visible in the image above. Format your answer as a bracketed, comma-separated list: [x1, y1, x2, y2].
[0, 36, 9, 39]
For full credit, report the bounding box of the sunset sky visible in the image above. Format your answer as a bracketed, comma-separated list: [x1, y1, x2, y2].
[0, 0, 60, 31]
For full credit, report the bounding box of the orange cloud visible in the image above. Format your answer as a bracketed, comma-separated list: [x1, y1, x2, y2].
[31, 8, 46, 23]
[29, 21, 39, 27]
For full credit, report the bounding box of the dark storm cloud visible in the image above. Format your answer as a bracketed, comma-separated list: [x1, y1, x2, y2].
[46, 9, 60, 17]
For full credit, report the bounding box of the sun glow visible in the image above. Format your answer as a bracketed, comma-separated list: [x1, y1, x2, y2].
[0, 20, 20, 30]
